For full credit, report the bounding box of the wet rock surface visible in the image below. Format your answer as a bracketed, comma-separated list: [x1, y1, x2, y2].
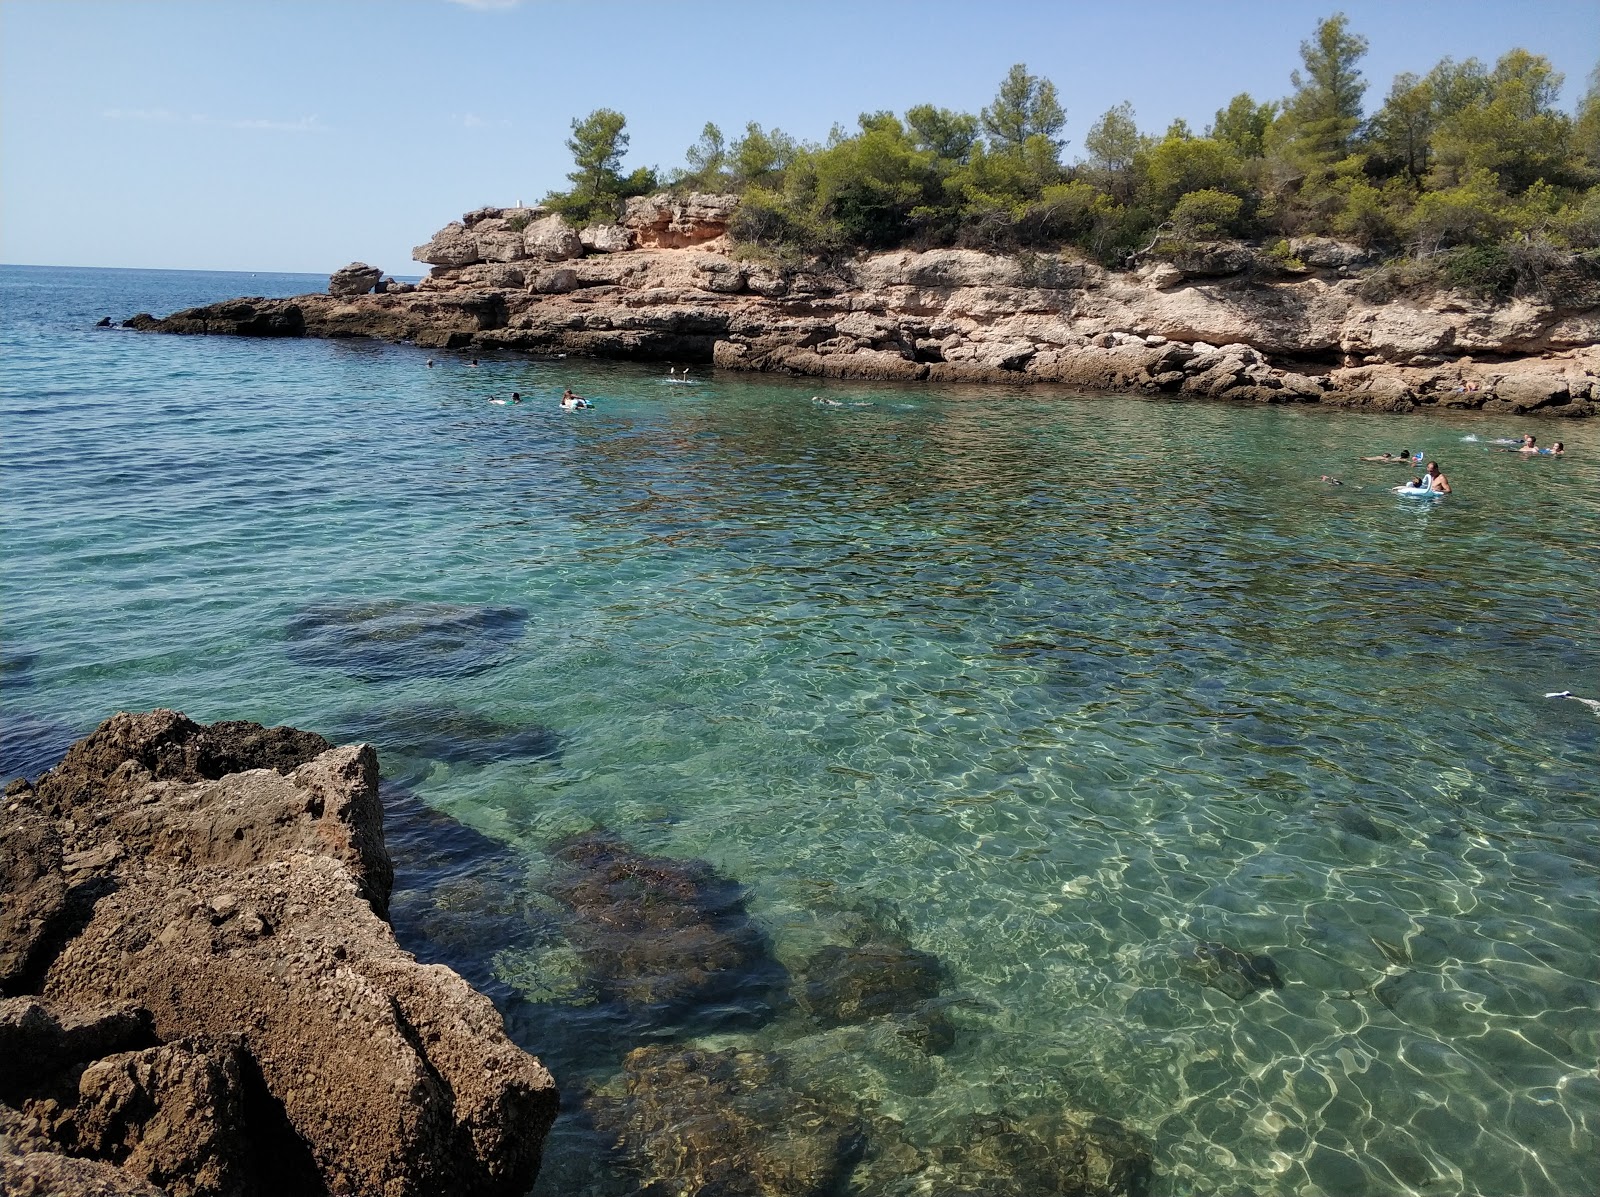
[283, 597, 528, 681]
[0, 710, 557, 1197]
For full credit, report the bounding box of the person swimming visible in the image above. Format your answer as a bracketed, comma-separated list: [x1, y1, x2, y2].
[511, 392, 522, 404]
[1423, 461, 1451, 493]
[560, 388, 590, 409]
[1545, 441, 1564, 455]
[1360, 450, 1412, 463]
[1320, 475, 1343, 485]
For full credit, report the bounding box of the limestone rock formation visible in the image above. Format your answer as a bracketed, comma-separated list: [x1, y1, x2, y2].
[523, 214, 583, 262]
[327, 262, 382, 296]
[623, 192, 738, 248]
[579, 222, 634, 253]
[131, 195, 1600, 418]
[0, 710, 557, 1197]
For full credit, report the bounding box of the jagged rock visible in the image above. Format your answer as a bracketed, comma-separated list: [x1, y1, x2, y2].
[623, 192, 738, 249]
[588, 1046, 866, 1197]
[579, 223, 634, 253]
[131, 216, 1599, 419]
[71, 1038, 253, 1197]
[0, 999, 155, 1094]
[1, 711, 558, 1197]
[413, 222, 482, 268]
[0, 1148, 168, 1196]
[1163, 242, 1258, 277]
[1289, 237, 1373, 269]
[328, 262, 382, 296]
[523, 215, 584, 262]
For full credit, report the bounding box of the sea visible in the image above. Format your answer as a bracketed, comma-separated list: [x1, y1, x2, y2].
[2, 263, 1597, 1197]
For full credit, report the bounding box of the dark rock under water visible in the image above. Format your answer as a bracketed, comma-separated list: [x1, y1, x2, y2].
[1179, 941, 1285, 1000]
[283, 597, 528, 681]
[335, 703, 560, 783]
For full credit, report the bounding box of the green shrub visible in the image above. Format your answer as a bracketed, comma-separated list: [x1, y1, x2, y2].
[1170, 188, 1245, 237]
[1442, 243, 1515, 298]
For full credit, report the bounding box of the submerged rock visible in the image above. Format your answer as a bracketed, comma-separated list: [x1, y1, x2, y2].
[546, 832, 789, 1027]
[588, 1045, 866, 1197]
[902, 1109, 1155, 1197]
[797, 941, 942, 1026]
[283, 597, 528, 681]
[1178, 941, 1285, 1000]
[335, 703, 560, 781]
[0, 710, 557, 1197]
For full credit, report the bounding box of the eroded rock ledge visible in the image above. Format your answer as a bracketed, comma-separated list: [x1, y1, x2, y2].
[123, 196, 1600, 417]
[0, 710, 557, 1197]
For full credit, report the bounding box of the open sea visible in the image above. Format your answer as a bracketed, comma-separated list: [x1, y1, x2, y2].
[2, 263, 1597, 1197]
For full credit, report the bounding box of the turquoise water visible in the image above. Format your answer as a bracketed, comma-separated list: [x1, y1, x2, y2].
[3, 265, 1597, 1196]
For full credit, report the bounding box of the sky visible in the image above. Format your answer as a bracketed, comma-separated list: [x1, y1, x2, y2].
[2, 0, 1597, 274]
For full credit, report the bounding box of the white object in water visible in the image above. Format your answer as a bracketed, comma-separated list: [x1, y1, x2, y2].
[1460, 434, 1479, 441]
[1546, 690, 1600, 716]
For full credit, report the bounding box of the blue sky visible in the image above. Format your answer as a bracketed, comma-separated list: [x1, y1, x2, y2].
[3, 0, 1596, 273]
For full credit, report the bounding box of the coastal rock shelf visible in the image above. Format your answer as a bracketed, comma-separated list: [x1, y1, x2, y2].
[0, 711, 558, 1197]
[124, 195, 1600, 417]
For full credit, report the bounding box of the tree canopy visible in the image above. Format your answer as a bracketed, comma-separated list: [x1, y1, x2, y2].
[536, 18, 1600, 285]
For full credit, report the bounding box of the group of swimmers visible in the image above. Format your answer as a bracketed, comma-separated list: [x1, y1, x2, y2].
[1347, 431, 1566, 496]
[485, 388, 591, 408]
[1501, 433, 1564, 455]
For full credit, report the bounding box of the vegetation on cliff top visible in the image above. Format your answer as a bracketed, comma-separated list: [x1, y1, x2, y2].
[542, 13, 1600, 292]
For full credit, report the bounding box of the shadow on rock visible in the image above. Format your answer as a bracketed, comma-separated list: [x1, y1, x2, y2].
[544, 832, 790, 1033]
[284, 598, 528, 682]
[336, 704, 560, 784]
[382, 783, 556, 1003]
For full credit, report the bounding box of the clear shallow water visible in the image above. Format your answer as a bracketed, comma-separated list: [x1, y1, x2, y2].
[3, 264, 1598, 1196]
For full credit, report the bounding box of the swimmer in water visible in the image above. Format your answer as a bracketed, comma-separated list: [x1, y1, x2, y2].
[511, 392, 522, 404]
[1360, 450, 1411, 463]
[1546, 441, 1564, 455]
[426, 358, 434, 368]
[1395, 477, 1425, 492]
[1320, 475, 1343, 485]
[1423, 461, 1451, 493]
[560, 388, 589, 409]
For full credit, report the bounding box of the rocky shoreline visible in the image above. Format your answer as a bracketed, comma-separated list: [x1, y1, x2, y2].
[3, 708, 1169, 1197]
[1, 711, 557, 1197]
[123, 193, 1600, 418]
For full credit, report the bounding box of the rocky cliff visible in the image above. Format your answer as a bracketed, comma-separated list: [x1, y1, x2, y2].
[126, 194, 1600, 417]
[0, 711, 557, 1197]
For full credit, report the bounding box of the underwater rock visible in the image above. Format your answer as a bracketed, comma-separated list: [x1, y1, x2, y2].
[897, 1109, 1156, 1197]
[283, 598, 527, 682]
[381, 783, 554, 1001]
[546, 832, 789, 1027]
[1178, 941, 1285, 1000]
[798, 941, 943, 1026]
[335, 703, 560, 781]
[587, 1045, 866, 1197]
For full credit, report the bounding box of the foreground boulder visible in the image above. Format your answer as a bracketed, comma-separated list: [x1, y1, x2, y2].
[0, 710, 557, 1197]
